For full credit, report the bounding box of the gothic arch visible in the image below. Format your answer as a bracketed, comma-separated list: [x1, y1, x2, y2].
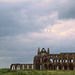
[16, 65, 20, 70]
[43, 58, 48, 63]
[63, 63, 67, 70]
[49, 64, 53, 70]
[12, 65, 15, 70]
[69, 63, 73, 70]
[41, 48, 46, 53]
[44, 64, 47, 70]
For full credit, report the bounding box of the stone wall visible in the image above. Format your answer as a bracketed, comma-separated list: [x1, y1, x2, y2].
[10, 64, 34, 70]
[34, 48, 75, 70]
[10, 48, 75, 70]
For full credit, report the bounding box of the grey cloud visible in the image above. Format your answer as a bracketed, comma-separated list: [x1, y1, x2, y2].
[0, 0, 75, 68]
[1, 0, 74, 37]
[0, 2, 47, 37]
[33, 0, 75, 19]
[58, 0, 75, 19]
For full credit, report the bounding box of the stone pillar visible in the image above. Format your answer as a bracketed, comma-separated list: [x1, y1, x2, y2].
[39, 53, 41, 56]
[20, 65, 22, 70]
[56, 59, 57, 63]
[73, 64, 75, 70]
[26, 64, 27, 69]
[10, 65, 12, 70]
[53, 64, 54, 70]
[53, 59, 54, 63]
[55, 65, 57, 70]
[73, 54, 75, 70]
[61, 54, 63, 70]
[41, 64, 43, 70]
[29, 65, 32, 69]
[38, 47, 40, 55]
[24, 64, 26, 69]
[67, 54, 69, 70]
[61, 54, 63, 64]
[15, 65, 17, 70]
[47, 48, 49, 54]
[64, 59, 65, 63]
[58, 59, 59, 63]
[61, 64, 63, 70]
[47, 64, 49, 70]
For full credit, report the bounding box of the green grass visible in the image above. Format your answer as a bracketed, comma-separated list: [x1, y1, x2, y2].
[0, 69, 75, 75]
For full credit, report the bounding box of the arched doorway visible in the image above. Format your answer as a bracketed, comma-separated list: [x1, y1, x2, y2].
[12, 65, 15, 70]
[44, 64, 47, 70]
[69, 63, 73, 70]
[22, 65, 24, 70]
[44, 58, 48, 63]
[53, 65, 56, 70]
[32, 65, 33, 69]
[40, 65, 42, 70]
[49, 64, 53, 70]
[63, 64, 67, 70]
[59, 64, 61, 70]
[16, 65, 20, 70]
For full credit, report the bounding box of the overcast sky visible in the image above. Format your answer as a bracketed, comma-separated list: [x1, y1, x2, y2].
[0, 0, 75, 68]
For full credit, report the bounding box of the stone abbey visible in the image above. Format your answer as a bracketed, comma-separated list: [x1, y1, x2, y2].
[10, 48, 75, 70]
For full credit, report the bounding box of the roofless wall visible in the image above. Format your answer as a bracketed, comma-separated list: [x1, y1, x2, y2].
[10, 48, 75, 70]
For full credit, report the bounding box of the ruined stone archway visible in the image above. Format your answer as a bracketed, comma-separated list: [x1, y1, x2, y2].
[69, 63, 73, 70]
[44, 64, 47, 70]
[44, 58, 48, 63]
[22, 65, 25, 70]
[53, 65, 56, 70]
[12, 65, 15, 70]
[10, 48, 75, 70]
[63, 64, 67, 70]
[59, 64, 61, 70]
[49, 64, 53, 70]
[16, 65, 20, 70]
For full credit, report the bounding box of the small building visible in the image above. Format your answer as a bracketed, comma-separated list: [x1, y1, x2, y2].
[10, 48, 75, 70]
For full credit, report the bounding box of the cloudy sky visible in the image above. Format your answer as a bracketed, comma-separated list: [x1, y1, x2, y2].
[0, 0, 75, 68]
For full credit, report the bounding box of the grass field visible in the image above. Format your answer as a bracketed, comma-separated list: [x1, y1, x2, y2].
[0, 68, 75, 75]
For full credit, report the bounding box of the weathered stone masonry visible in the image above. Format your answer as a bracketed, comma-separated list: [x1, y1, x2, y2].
[10, 64, 34, 70]
[10, 48, 75, 70]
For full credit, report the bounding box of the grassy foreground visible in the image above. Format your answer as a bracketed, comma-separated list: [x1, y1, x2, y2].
[0, 68, 75, 75]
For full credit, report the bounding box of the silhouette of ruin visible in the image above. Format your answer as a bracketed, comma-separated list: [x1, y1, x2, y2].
[10, 48, 75, 70]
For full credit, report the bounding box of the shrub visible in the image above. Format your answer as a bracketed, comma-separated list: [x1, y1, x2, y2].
[0, 68, 10, 73]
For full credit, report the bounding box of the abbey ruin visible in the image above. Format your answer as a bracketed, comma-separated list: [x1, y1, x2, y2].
[10, 48, 75, 70]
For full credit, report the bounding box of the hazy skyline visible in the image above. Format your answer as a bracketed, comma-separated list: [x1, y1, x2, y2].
[0, 0, 75, 68]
